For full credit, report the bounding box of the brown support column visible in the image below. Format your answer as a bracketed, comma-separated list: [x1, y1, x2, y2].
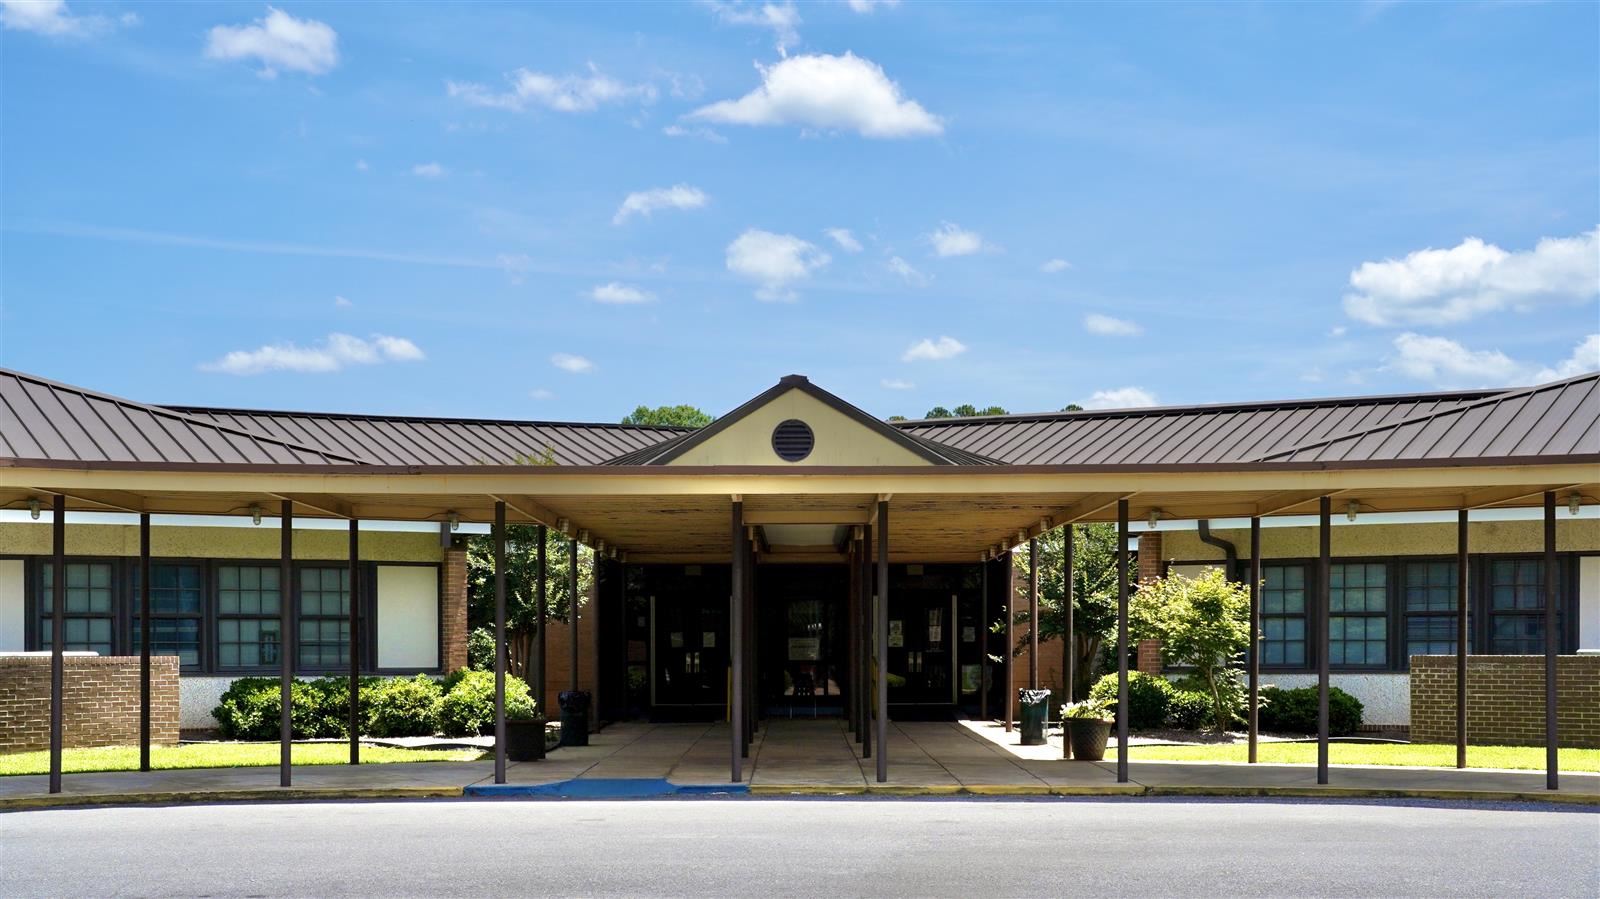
[1003, 551, 1014, 732]
[493, 501, 507, 784]
[861, 524, 872, 758]
[568, 539, 579, 693]
[1543, 491, 1558, 790]
[1063, 526, 1074, 704]
[1116, 499, 1130, 783]
[875, 499, 889, 784]
[846, 539, 858, 737]
[48, 495, 64, 794]
[979, 557, 989, 720]
[279, 500, 293, 788]
[1317, 495, 1331, 785]
[1028, 537, 1040, 690]
[593, 548, 603, 733]
[1248, 516, 1261, 764]
[348, 519, 360, 765]
[1456, 509, 1469, 769]
[535, 525, 547, 721]
[139, 512, 152, 772]
[730, 499, 744, 783]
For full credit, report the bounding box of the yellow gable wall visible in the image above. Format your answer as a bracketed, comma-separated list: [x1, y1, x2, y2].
[1162, 517, 1599, 562]
[0, 521, 443, 562]
[668, 388, 932, 467]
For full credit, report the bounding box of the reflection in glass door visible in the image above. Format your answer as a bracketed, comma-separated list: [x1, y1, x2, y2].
[650, 594, 728, 710]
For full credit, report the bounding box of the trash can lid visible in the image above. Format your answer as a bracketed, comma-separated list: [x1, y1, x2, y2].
[558, 690, 592, 710]
[1017, 688, 1053, 704]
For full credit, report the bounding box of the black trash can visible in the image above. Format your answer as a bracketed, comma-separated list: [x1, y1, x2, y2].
[1018, 688, 1052, 746]
[559, 690, 591, 747]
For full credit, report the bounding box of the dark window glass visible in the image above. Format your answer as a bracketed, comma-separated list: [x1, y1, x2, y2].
[1328, 562, 1387, 667]
[217, 565, 282, 668]
[298, 567, 349, 668]
[1260, 564, 1307, 667]
[1404, 561, 1459, 658]
[1487, 559, 1562, 654]
[131, 563, 205, 667]
[39, 563, 114, 655]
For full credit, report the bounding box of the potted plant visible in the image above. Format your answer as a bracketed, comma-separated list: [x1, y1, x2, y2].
[1061, 698, 1114, 761]
[505, 703, 547, 762]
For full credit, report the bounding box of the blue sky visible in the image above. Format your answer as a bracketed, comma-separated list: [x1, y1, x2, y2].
[2, 0, 1596, 422]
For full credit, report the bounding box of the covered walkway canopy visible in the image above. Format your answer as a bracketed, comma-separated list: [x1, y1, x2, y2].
[3, 368, 1597, 791]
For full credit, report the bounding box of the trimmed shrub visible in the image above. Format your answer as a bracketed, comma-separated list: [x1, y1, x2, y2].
[467, 627, 495, 671]
[364, 675, 444, 737]
[212, 677, 339, 741]
[1259, 685, 1364, 737]
[1165, 689, 1213, 730]
[439, 669, 537, 736]
[1088, 671, 1172, 730]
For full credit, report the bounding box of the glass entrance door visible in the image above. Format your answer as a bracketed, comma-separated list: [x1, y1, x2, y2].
[758, 564, 848, 717]
[650, 592, 728, 712]
[887, 591, 958, 708]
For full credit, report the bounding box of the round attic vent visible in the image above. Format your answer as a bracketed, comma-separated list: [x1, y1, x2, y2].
[771, 419, 814, 462]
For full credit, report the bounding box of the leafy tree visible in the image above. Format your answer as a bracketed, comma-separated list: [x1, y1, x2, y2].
[925, 404, 1008, 419]
[1129, 569, 1252, 730]
[924, 406, 953, 419]
[466, 525, 593, 678]
[1060, 404, 1084, 412]
[1009, 523, 1132, 700]
[886, 415, 908, 422]
[622, 405, 713, 428]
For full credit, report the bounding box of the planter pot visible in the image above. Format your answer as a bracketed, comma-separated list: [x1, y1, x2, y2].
[1066, 718, 1112, 762]
[505, 718, 548, 761]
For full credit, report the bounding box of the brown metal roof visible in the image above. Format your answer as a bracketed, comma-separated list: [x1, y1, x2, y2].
[1260, 372, 1600, 463]
[0, 368, 366, 466]
[893, 388, 1502, 466]
[169, 406, 690, 467]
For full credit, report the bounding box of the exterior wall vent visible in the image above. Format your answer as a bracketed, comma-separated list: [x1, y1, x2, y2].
[771, 419, 814, 462]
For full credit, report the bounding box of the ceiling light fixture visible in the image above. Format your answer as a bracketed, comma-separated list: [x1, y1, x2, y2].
[448, 511, 460, 532]
[28, 498, 41, 521]
[1347, 501, 1360, 523]
[1147, 509, 1161, 529]
[1570, 491, 1582, 516]
[250, 504, 263, 526]
[556, 518, 570, 535]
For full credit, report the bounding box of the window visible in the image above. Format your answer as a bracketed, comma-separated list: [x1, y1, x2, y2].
[1488, 559, 1560, 654]
[1328, 562, 1387, 667]
[131, 563, 204, 668]
[1260, 564, 1307, 667]
[38, 562, 114, 655]
[217, 565, 282, 669]
[298, 567, 350, 668]
[1403, 561, 1459, 659]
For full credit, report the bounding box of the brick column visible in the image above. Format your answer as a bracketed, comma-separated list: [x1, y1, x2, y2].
[1135, 531, 1164, 674]
[441, 541, 469, 673]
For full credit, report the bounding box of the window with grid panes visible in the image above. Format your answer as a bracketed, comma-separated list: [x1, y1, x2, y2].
[1488, 559, 1561, 654]
[1260, 564, 1307, 667]
[217, 565, 282, 668]
[38, 562, 114, 655]
[297, 567, 350, 668]
[1404, 560, 1459, 659]
[131, 563, 204, 667]
[1328, 562, 1387, 667]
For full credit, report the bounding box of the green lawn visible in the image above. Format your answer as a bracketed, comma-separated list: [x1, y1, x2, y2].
[1126, 741, 1600, 772]
[0, 743, 486, 777]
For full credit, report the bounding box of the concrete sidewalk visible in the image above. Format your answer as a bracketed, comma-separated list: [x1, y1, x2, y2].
[3, 720, 1595, 809]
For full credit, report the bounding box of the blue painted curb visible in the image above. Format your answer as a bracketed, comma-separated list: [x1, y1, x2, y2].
[465, 777, 749, 798]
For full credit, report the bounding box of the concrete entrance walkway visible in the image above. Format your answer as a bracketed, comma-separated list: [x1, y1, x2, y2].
[3, 720, 1596, 808]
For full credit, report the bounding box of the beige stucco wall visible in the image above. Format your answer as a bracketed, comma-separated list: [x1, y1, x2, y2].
[669, 388, 932, 467]
[0, 521, 443, 563]
[1161, 518, 1599, 561]
[376, 565, 440, 670]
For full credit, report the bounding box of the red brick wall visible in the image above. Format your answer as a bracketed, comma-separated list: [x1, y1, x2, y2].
[1135, 532, 1165, 672]
[1410, 655, 1599, 748]
[0, 655, 180, 753]
[539, 589, 598, 725]
[440, 544, 468, 673]
[1010, 636, 1067, 702]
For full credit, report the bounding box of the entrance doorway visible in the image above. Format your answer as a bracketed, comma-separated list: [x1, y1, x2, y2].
[757, 564, 848, 718]
[643, 565, 730, 720]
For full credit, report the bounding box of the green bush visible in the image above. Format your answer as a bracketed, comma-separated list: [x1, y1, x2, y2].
[467, 627, 495, 671]
[212, 677, 342, 740]
[439, 669, 537, 736]
[1259, 686, 1364, 736]
[1088, 671, 1173, 730]
[1165, 689, 1213, 730]
[364, 675, 443, 737]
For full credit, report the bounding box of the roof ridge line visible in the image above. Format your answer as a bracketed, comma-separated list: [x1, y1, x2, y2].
[167, 404, 698, 432]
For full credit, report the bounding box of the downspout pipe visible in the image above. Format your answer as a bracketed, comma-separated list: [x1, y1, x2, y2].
[1196, 520, 1239, 582]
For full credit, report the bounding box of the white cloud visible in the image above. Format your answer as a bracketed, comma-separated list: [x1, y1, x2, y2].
[529, 388, 555, 400]
[1329, 325, 1348, 338]
[201, 332, 423, 375]
[613, 185, 708, 225]
[825, 228, 862, 253]
[847, 0, 901, 12]
[1, 0, 129, 36]
[928, 222, 990, 257]
[411, 162, 445, 178]
[688, 52, 942, 139]
[447, 63, 656, 113]
[1537, 334, 1600, 381]
[902, 336, 966, 362]
[204, 6, 338, 78]
[881, 378, 915, 390]
[1083, 387, 1157, 409]
[333, 295, 352, 308]
[725, 229, 830, 301]
[589, 282, 655, 304]
[551, 353, 595, 374]
[887, 256, 928, 286]
[662, 124, 727, 143]
[703, 1, 801, 55]
[1040, 258, 1071, 274]
[1344, 228, 1600, 326]
[1083, 313, 1142, 337]
[497, 253, 532, 285]
[1386, 333, 1524, 386]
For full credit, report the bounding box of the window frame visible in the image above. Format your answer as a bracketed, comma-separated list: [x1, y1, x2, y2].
[1325, 561, 1392, 671]
[295, 564, 353, 673]
[1479, 554, 1575, 656]
[1258, 561, 1311, 671]
[214, 561, 289, 674]
[1399, 556, 1461, 668]
[129, 559, 208, 671]
[32, 557, 118, 657]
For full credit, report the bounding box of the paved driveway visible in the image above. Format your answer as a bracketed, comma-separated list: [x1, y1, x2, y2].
[3, 798, 1595, 897]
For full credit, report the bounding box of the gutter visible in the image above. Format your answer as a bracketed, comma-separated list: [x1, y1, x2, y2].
[1195, 520, 1239, 581]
